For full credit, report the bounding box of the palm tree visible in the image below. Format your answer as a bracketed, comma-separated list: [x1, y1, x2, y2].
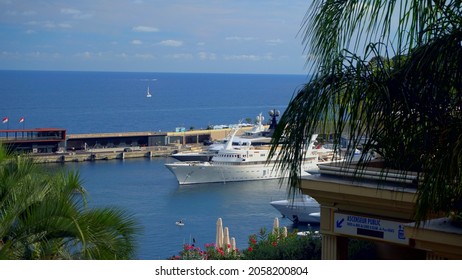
[0, 145, 140, 259]
[271, 0, 462, 224]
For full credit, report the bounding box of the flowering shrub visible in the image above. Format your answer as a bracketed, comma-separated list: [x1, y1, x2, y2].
[170, 243, 241, 260]
[242, 228, 321, 260]
[170, 227, 322, 260]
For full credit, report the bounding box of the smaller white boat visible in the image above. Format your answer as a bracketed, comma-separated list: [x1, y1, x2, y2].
[270, 195, 320, 224]
[170, 112, 271, 162]
[175, 220, 184, 226]
[146, 86, 152, 98]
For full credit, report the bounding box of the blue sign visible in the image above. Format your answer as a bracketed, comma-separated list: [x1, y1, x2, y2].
[333, 213, 409, 245]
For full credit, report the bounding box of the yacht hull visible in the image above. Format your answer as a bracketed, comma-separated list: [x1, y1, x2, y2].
[270, 196, 320, 224]
[165, 161, 316, 185]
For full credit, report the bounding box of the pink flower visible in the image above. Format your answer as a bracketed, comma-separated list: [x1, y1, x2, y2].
[272, 241, 278, 247]
[247, 247, 253, 252]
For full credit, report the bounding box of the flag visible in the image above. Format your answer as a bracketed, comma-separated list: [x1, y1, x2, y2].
[19, 117, 25, 123]
[2, 117, 8, 123]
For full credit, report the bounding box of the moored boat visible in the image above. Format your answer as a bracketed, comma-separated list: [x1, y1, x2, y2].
[165, 132, 331, 185]
[270, 195, 320, 224]
[169, 111, 274, 162]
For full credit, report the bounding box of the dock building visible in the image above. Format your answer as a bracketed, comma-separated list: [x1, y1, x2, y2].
[0, 127, 249, 156]
[0, 128, 66, 153]
[301, 161, 462, 260]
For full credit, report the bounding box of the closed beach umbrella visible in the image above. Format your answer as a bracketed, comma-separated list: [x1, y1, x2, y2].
[216, 218, 223, 249]
[231, 237, 236, 252]
[282, 226, 288, 238]
[273, 217, 279, 235]
[223, 227, 230, 251]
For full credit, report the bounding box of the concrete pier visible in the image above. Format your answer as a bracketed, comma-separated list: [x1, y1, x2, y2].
[2, 126, 255, 164]
[31, 146, 178, 164]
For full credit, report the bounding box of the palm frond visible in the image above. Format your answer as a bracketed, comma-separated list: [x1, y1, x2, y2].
[280, 0, 462, 224]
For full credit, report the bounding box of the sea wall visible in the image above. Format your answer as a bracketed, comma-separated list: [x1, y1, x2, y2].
[31, 146, 178, 164]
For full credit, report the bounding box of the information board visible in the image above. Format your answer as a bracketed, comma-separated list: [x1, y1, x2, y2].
[333, 212, 409, 245]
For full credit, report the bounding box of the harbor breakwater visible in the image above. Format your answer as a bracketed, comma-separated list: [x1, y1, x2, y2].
[26, 126, 255, 164]
[31, 146, 179, 163]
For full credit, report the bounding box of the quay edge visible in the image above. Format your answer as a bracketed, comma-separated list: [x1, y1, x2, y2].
[30, 146, 178, 164]
[1, 127, 256, 164]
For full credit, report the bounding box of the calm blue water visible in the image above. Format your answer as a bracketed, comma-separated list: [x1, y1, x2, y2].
[0, 70, 308, 133]
[1, 70, 314, 259]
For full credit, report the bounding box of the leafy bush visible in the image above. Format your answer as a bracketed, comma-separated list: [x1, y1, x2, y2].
[242, 228, 321, 260]
[171, 227, 321, 260]
[170, 243, 241, 260]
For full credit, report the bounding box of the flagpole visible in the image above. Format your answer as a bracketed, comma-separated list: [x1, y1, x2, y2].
[19, 117, 25, 137]
[2, 117, 9, 131]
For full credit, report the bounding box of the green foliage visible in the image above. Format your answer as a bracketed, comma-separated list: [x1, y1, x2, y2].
[272, 0, 462, 224]
[348, 239, 377, 260]
[0, 144, 140, 259]
[172, 227, 321, 260]
[242, 228, 321, 260]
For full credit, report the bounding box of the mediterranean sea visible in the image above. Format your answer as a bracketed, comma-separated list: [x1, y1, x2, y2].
[0, 70, 314, 259]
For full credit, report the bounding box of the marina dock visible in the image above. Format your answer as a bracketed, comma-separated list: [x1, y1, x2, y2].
[1, 126, 255, 164]
[31, 146, 178, 163]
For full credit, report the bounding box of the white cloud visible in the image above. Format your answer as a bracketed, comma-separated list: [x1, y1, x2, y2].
[225, 36, 258, 41]
[58, 23, 72, 28]
[61, 8, 80, 15]
[74, 51, 103, 59]
[132, 39, 143, 45]
[17, 51, 62, 59]
[198, 52, 216, 60]
[159, 40, 183, 47]
[224, 53, 274, 61]
[60, 8, 92, 19]
[1, 50, 20, 58]
[43, 21, 56, 28]
[22, 10, 37, 16]
[135, 53, 155, 59]
[224, 54, 259, 61]
[166, 53, 193, 59]
[266, 39, 282, 45]
[26, 20, 71, 29]
[75, 51, 92, 59]
[132, 26, 159, 32]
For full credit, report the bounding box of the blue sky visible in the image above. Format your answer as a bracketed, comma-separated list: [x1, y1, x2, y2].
[0, 0, 312, 74]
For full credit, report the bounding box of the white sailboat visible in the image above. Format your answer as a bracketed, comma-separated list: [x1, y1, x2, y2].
[146, 86, 152, 98]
